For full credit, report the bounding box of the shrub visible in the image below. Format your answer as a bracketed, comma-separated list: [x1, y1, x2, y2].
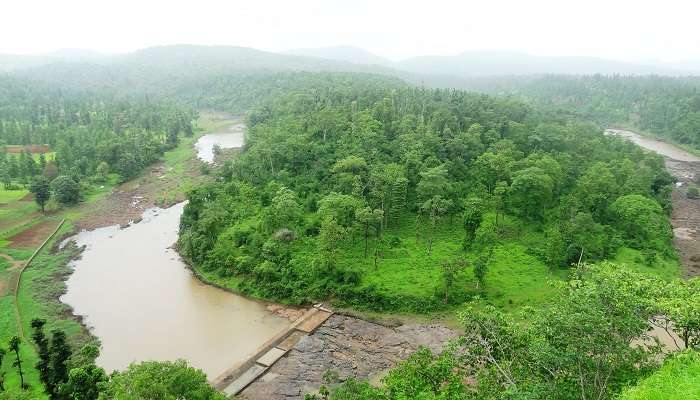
[687, 186, 699, 199]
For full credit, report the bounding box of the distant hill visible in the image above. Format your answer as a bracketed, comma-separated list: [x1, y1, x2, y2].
[0, 49, 109, 72]
[396, 50, 687, 77]
[284, 45, 392, 66]
[278, 47, 698, 79]
[5, 45, 697, 95]
[4, 44, 467, 92]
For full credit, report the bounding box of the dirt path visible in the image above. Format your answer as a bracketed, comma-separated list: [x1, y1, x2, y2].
[0, 253, 23, 297]
[666, 159, 700, 278]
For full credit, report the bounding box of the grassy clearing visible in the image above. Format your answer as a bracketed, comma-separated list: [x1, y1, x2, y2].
[195, 210, 679, 318]
[619, 350, 700, 400]
[0, 222, 82, 399]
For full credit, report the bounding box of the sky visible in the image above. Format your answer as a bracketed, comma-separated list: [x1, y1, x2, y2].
[2, 0, 699, 62]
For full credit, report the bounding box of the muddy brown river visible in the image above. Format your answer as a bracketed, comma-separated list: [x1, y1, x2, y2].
[61, 202, 289, 378]
[607, 129, 700, 162]
[195, 121, 245, 163]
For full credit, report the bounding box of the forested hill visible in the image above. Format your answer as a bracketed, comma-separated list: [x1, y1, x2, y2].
[2, 45, 470, 93]
[179, 73, 676, 312]
[461, 75, 700, 148]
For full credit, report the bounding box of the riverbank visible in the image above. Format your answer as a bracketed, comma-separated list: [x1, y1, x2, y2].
[607, 128, 700, 278]
[0, 110, 237, 396]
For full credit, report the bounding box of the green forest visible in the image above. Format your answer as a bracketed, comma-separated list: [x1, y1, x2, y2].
[178, 74, 677, 313]
[0, 77, 195, 207]
[464, 75, 700, 149]
[0, 46, 698, 400]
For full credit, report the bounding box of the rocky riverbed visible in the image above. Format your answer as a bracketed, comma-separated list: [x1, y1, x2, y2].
[666, 159, 700, 277]
[239, 314, 456, 399]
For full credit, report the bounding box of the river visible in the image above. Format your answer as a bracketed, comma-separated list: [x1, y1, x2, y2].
[61, 122, 291, 378]
[608, 128, 700, 278]
[606, 128, 700, 162]
[194, 120, 245, 163]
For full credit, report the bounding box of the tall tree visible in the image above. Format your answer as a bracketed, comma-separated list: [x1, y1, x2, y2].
[8, 336, 24, 389]
[30, 176, 51, 213]
[30, 319, 53, 396]
[49, 329, 72, 388]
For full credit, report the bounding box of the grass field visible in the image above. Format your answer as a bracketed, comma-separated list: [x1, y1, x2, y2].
[619, 350, 700, 400]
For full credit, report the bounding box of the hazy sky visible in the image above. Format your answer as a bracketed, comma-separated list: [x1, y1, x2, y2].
[2, 0, 699, 62]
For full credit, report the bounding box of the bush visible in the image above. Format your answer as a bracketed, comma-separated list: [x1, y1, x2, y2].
[51, 175, 81, 205]
[688, 186, 699, 199]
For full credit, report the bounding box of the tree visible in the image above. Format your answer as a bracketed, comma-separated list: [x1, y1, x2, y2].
[354, 207, 383, 257]
[461, 197, 484, 249]
[49, 329, 72, 390]
[51, 175, 80, 205]
[317, 192, 363, 229]
[0, 346, 5, 392]
[60, 364, 107, 400]
[166, 124, 180, 148]
[95, 161, 109, 183]
[30, 176, 51, 213]
[8, 336, 24, 389]
[416, 165, 451, 203]
[263, 186, 303, 232]
[441, 258, 468, 303]
[577, 162, 617, 220]
[30, 319, 53, 396]
[509, 166, 553, 220]
[610, 194, 670, 249]
[656, 278, 700, 349]
[102, 360, 226, 400]
[318, 216, 347, 271]
[420, 195, 452, 256]
[459, 263, 663, 400]
[474, 247, 493, 290]
[474, 151, 513, 193]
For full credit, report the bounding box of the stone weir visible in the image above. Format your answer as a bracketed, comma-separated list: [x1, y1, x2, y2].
[212, 305, 334, 397]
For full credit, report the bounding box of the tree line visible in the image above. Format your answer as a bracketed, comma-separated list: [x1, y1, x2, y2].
[0, 76, 196, 208]
[464, 74, 700, 148]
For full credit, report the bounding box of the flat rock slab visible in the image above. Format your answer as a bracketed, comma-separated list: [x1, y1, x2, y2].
[277, 331, 306, 351]
[240, 315, 456, 400]
[257, 347, 287, 367]
[223, 364, 268, 396]
[296, 310, 332, 333]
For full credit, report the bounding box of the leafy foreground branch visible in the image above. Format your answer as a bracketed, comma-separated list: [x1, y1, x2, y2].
[308, 263, 700, 400]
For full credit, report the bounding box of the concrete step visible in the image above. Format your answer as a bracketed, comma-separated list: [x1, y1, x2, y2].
[257, 347, 287, 367]
[296, 310, 333, 333]
[277, 330, 306, 351]
[222, 364, 268, 396]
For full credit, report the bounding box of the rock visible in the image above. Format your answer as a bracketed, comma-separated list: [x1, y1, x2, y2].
[241, 314, 456, 400]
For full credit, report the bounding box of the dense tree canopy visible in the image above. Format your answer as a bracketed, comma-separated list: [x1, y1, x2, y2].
[179, 73, 675, 311]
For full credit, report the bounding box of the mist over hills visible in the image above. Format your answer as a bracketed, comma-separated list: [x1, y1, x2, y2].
[284, 45, 393, 66]
[1, 44, 698, 94]
[285, 46, 695, 77]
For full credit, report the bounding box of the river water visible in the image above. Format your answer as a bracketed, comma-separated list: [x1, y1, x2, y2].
[194, 121, 245, 163]
[61, 164, 290, 377]
[607, 129, 700, 162]
[61, 203, 289, 377]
